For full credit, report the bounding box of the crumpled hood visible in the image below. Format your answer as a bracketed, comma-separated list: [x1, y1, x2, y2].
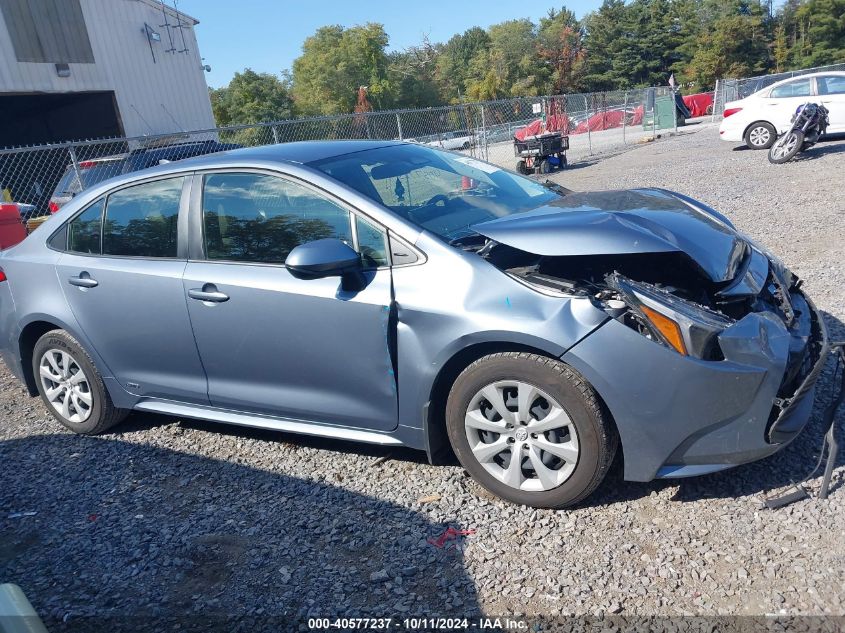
[471, 188, 747, 282]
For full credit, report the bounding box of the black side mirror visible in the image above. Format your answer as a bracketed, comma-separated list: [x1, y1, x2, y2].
[285, 238, 364, 289]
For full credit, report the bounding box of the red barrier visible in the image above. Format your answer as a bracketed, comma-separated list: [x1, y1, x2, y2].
[0, 204, 27, 250]
[682, 92, 714, 117]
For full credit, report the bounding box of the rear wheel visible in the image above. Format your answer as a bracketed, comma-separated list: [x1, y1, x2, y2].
[768, 130, 804, 164]
[744, 122, 776, 149]
[538, 159, 551, 174]
[33, 330, 128, 435]
[446, 352, 617, 508]
[515, 160, 528, 175]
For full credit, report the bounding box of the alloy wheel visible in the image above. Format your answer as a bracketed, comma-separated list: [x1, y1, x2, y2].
[39, 348, 93, 423]
[748, 126, 771, 147]
[464, 380, 579, 492]
[770, 132, 799, 160]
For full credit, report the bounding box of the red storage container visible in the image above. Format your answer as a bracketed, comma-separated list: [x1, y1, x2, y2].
[0, 204, 27, 250]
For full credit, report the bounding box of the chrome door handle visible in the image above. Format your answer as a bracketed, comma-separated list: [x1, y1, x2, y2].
[68, 275, 98, 288]
[188, 288, 229, 303]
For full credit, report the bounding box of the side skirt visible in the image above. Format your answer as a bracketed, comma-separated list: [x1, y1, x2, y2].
[134, 399, 405, 446]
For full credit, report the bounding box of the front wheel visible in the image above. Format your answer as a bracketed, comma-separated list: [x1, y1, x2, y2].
[768, 130, 804, 164]
[445, 352, 617, 508]
[33, 330, 128, 435]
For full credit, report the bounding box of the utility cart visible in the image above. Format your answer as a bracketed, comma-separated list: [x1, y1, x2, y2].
[514, 131, 569, 174]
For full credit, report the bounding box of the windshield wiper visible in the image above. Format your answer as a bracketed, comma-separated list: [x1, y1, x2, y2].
[542, 180, 572, 195]
[448, 232, 487, 249]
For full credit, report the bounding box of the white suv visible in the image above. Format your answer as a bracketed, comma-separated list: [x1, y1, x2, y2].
[719, 71, 845, 149]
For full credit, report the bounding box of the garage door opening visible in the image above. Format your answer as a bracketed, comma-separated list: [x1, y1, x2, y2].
[0, 91, 123, 148]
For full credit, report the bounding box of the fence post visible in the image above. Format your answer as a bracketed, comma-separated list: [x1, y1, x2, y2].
[711, 79, 719, 122]
[587, 94, 593, 155]
[67, 144, 82, 183]
[480, 104, 487, 161]
[395, 113, 403, 141]
[672, 89, 678, 134]
[622, 91, 628, 144]
[271, 125, 280, 144]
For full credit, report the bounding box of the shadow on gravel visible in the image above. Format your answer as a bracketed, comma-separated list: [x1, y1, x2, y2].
[0, 435, 479, 632]
[791, 136, 845, 161]
[582, 310, 845, 508]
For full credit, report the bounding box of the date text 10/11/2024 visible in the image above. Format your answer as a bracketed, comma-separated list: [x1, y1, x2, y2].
[307, 617, 529, 630]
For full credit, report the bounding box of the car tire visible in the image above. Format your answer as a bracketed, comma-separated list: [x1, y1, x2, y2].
[445, 352, 617, 508]
[744, 122, 776, 149]
[33, 329, 128, 435]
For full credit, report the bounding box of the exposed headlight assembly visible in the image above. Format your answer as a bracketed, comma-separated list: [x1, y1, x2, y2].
[606, 273, 735, 359]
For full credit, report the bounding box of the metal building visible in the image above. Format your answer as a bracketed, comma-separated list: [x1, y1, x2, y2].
[0, 0, 216, 147]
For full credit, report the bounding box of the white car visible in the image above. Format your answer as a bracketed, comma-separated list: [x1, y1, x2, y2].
[719, 71, 845, 149]
[425, 131, 474, 150]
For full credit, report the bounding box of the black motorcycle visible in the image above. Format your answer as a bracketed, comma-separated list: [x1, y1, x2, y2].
[768, 102, 830, 164]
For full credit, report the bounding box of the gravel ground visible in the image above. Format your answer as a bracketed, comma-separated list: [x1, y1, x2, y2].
[1, 123, 844, 630]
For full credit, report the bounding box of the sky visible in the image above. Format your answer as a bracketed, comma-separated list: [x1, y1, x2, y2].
[178, 0, 605, 88]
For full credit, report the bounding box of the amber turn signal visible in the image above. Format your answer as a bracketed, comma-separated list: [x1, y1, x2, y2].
[640, 305, 687, 355]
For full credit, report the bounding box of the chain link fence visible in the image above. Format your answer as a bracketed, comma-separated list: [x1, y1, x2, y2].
[1, 86, 677, 220]
[712, 62, 845, 119]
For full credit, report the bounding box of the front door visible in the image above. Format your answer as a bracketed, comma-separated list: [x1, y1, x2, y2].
[183, 171, 398, 431]
[765, 77, 814, 133]
[56, 176, 208, 403]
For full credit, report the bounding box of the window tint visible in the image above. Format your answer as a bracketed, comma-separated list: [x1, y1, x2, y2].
[68, 198, 104, 254]
[770, 79, 811, 98]
[102, 177, 183, 258]
[818, 76, 845, 95]
[203, 173, 353, 264]
[356, 215, 388, 267]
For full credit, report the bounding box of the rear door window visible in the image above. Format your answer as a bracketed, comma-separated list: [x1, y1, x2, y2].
[102, 177, 184, 258]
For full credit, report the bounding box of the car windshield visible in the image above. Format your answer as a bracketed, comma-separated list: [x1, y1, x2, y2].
[310, 144, 561, 241]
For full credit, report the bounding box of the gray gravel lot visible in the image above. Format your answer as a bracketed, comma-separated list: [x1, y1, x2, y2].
[1, 123, 844, 629]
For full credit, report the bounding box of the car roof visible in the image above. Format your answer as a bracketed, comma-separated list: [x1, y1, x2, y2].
[58, 140, 409, 208]
[176, 139, 402, 167]
[762, 70, 845, 91]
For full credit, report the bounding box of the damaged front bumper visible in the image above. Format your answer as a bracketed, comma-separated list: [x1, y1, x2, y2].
[561, 284, 828, 483]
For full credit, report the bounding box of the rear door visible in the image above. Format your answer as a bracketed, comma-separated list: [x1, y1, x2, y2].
[56, 175, 209, 404]
[815, 75, 845, 132]
[764, 77, 814, 133]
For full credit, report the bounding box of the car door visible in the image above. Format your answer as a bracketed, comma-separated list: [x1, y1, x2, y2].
[56, 175, 209, 404]
[764, 77, 814, 133]
[815, 75, 845, 132]
[182, 170, 398, 431]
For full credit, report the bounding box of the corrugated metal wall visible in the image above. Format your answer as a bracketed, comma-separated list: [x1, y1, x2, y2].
[0, 0, 216, 138]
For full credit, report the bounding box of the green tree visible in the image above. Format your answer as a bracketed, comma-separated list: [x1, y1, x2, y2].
[436, 27, 491, 102]
[388, 38, 442, 109]
[291, 24, 392, 115]
[462, 19, 541, 99]
[790, 0, 845, 67]
[581, 0, 626, 90]
[209, 69, 293, 126]
[686, 1, 770, 88]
